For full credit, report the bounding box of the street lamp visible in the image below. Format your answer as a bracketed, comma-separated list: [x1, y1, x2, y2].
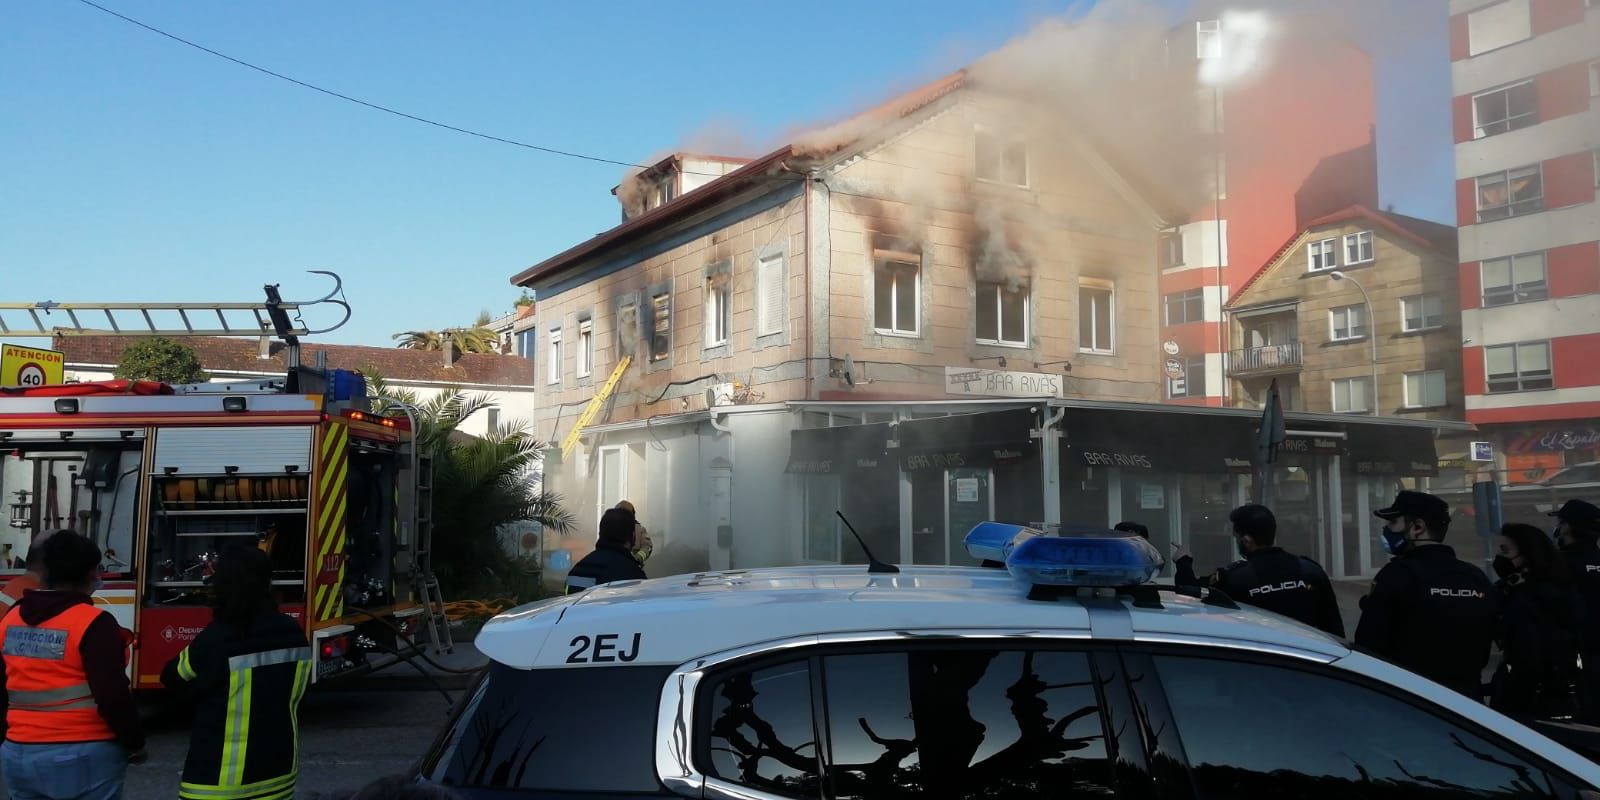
[1329, 271, 1379, 416]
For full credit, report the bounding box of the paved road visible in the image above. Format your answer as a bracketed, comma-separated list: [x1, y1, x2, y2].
[0, 681, 464, 800]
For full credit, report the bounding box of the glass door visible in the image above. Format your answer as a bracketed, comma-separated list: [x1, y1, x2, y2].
[945, 468, 994, 566]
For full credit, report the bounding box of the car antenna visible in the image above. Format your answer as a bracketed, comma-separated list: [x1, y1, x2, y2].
[835, 511, 899, 574]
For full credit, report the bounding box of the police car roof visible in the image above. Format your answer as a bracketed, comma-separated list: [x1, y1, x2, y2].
[476, 565, 1350, 670]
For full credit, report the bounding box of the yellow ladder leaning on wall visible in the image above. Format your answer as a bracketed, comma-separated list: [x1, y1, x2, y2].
[561, 355, 632, 459]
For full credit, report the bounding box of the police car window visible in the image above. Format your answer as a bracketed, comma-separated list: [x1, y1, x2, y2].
[1154, 655, 1576, 799]
[427, 662, 672, 793]
[697, 648, 1116, 800]
[704, 659, 824, 798]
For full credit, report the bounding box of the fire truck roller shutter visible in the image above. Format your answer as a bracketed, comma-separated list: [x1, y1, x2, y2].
[155, 427, 313, 476]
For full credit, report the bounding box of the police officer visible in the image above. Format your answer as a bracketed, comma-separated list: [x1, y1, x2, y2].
[1551, 498, 1600, 723]
[1488, 522, 1582, 719]
[566, 507, 648, 594]
[1174, 504, 1345, 637]
[1354, 490, 1499, 698]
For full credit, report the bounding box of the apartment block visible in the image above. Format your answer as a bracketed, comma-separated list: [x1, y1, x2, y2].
[1450, 0, 1600, 482]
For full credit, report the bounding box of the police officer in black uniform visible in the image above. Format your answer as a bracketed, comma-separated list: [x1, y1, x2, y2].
[1174, 504, 1345, 637]
[565, 507, 648, 594]
[1551, 498, 1600, 723]
[1354, 490, 1499, 698]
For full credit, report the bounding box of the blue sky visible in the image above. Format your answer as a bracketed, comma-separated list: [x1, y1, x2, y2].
[0, 0, 1451, 347]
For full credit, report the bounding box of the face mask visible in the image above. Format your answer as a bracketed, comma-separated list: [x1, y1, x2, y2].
[632, 545, 653, 565]
[1492, 555, 1517, 579]
[1380, 528, 1411, 556]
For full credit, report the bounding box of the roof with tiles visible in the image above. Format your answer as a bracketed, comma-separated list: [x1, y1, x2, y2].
[55, 335, 536, 387]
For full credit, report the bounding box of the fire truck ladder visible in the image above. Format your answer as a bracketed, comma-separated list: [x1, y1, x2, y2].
[560, 355, 632, 459]
[0, 270, 352, 342]
[411, 453, 453, 655]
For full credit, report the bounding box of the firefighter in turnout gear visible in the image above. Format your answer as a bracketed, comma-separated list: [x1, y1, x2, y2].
[0, 531, 145, 800]
[1552, 498, 1600, 723]
[162, 546, 312, 800]
[1355, 490, 1500, 699]
[1174, 504, 1346, 637]
[565, 507, 648, 594]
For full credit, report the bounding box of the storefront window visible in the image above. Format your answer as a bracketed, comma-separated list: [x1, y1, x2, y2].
[805, 476, 841, 563]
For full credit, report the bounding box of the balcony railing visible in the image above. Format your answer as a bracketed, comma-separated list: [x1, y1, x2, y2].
[1227, 342, 1303, 376]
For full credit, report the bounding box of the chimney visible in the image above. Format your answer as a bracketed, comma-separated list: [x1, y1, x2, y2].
[441, 331, 454, 369]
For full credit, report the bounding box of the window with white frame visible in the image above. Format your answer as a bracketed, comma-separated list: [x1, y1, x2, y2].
[546, 327, 562, 385]
[1307, 238, 1338, 271]
[705, 273, 730, 348]
[1078, 281, 1115, 354]
[576, 319, 594, 378]
[1160, 231, 1185, 268]
[1467, 0, 1531, 56]
[1403, 370, 1447, 409]
[975, 127, 1028, 186]
[1331, 377, 1371, 413]
[874, 254, 921, 336]
[1473, 81, 1538, 138]
[1196, 19, 1222, 59]
[1168, 357, 1207, 399]
[1164, 289, 1206, 326]
[649, 293, 671, 363]
[1482, 252, 1548, 306]
[596, 445, 627, 524]
[1344, 231, 1375, 265]
[1485, 341, 1553, 393]
[755, 253, 786, 337]
[976, 281, 1029, 346]
[1329, 304, 1368, 341]
[1400, 294, 1444, 332]
[1476, 165, 1543, 222]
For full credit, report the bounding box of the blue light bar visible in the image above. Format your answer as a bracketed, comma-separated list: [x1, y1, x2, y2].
[1005, 533, 1163, 588]
[963, 522, 1042, 563]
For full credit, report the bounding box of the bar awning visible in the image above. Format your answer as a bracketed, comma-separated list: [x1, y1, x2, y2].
[896, 408, 1039, 472]
[1063, 409, 1256, 472]
[784, 421, 894, 475]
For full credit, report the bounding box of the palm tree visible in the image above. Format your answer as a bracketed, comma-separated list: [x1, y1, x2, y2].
[392, 329, 445, 351]
[365, 370, 572, 599]
[391, 315, 500, 355]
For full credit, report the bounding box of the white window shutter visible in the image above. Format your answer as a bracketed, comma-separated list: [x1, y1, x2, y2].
[757, 254, 785, 336]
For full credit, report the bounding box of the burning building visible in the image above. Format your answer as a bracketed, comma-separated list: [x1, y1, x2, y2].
[514, 8, 1464, 584]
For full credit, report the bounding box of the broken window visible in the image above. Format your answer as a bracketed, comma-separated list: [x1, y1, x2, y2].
[874, 252, 920, 336]
[649, 293, 671, 363]
[1160, 231, 1185, 268]
[975, 128, 1028, 186]
[975, 281, 1028, 346]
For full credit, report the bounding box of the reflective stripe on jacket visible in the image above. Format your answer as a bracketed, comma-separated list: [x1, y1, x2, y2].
[162, 612, 312, 800]
[0, 603, 116, 743]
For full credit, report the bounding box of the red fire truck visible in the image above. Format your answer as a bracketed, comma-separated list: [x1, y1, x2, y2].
[0, 274, 449, 689]
[0, 376, 441, 690]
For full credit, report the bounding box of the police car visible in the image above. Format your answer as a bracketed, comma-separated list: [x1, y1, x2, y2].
[417, 524, 1600, 798]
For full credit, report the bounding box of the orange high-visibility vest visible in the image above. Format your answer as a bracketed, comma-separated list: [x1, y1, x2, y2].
[0, 603, 116, 743]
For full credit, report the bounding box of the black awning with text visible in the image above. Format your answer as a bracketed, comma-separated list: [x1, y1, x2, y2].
[785, 422, 895, 475]
[1344, 423, 1439, 476]
[1063, 409, 1257, 473]
[896, 408, 1040, 472]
